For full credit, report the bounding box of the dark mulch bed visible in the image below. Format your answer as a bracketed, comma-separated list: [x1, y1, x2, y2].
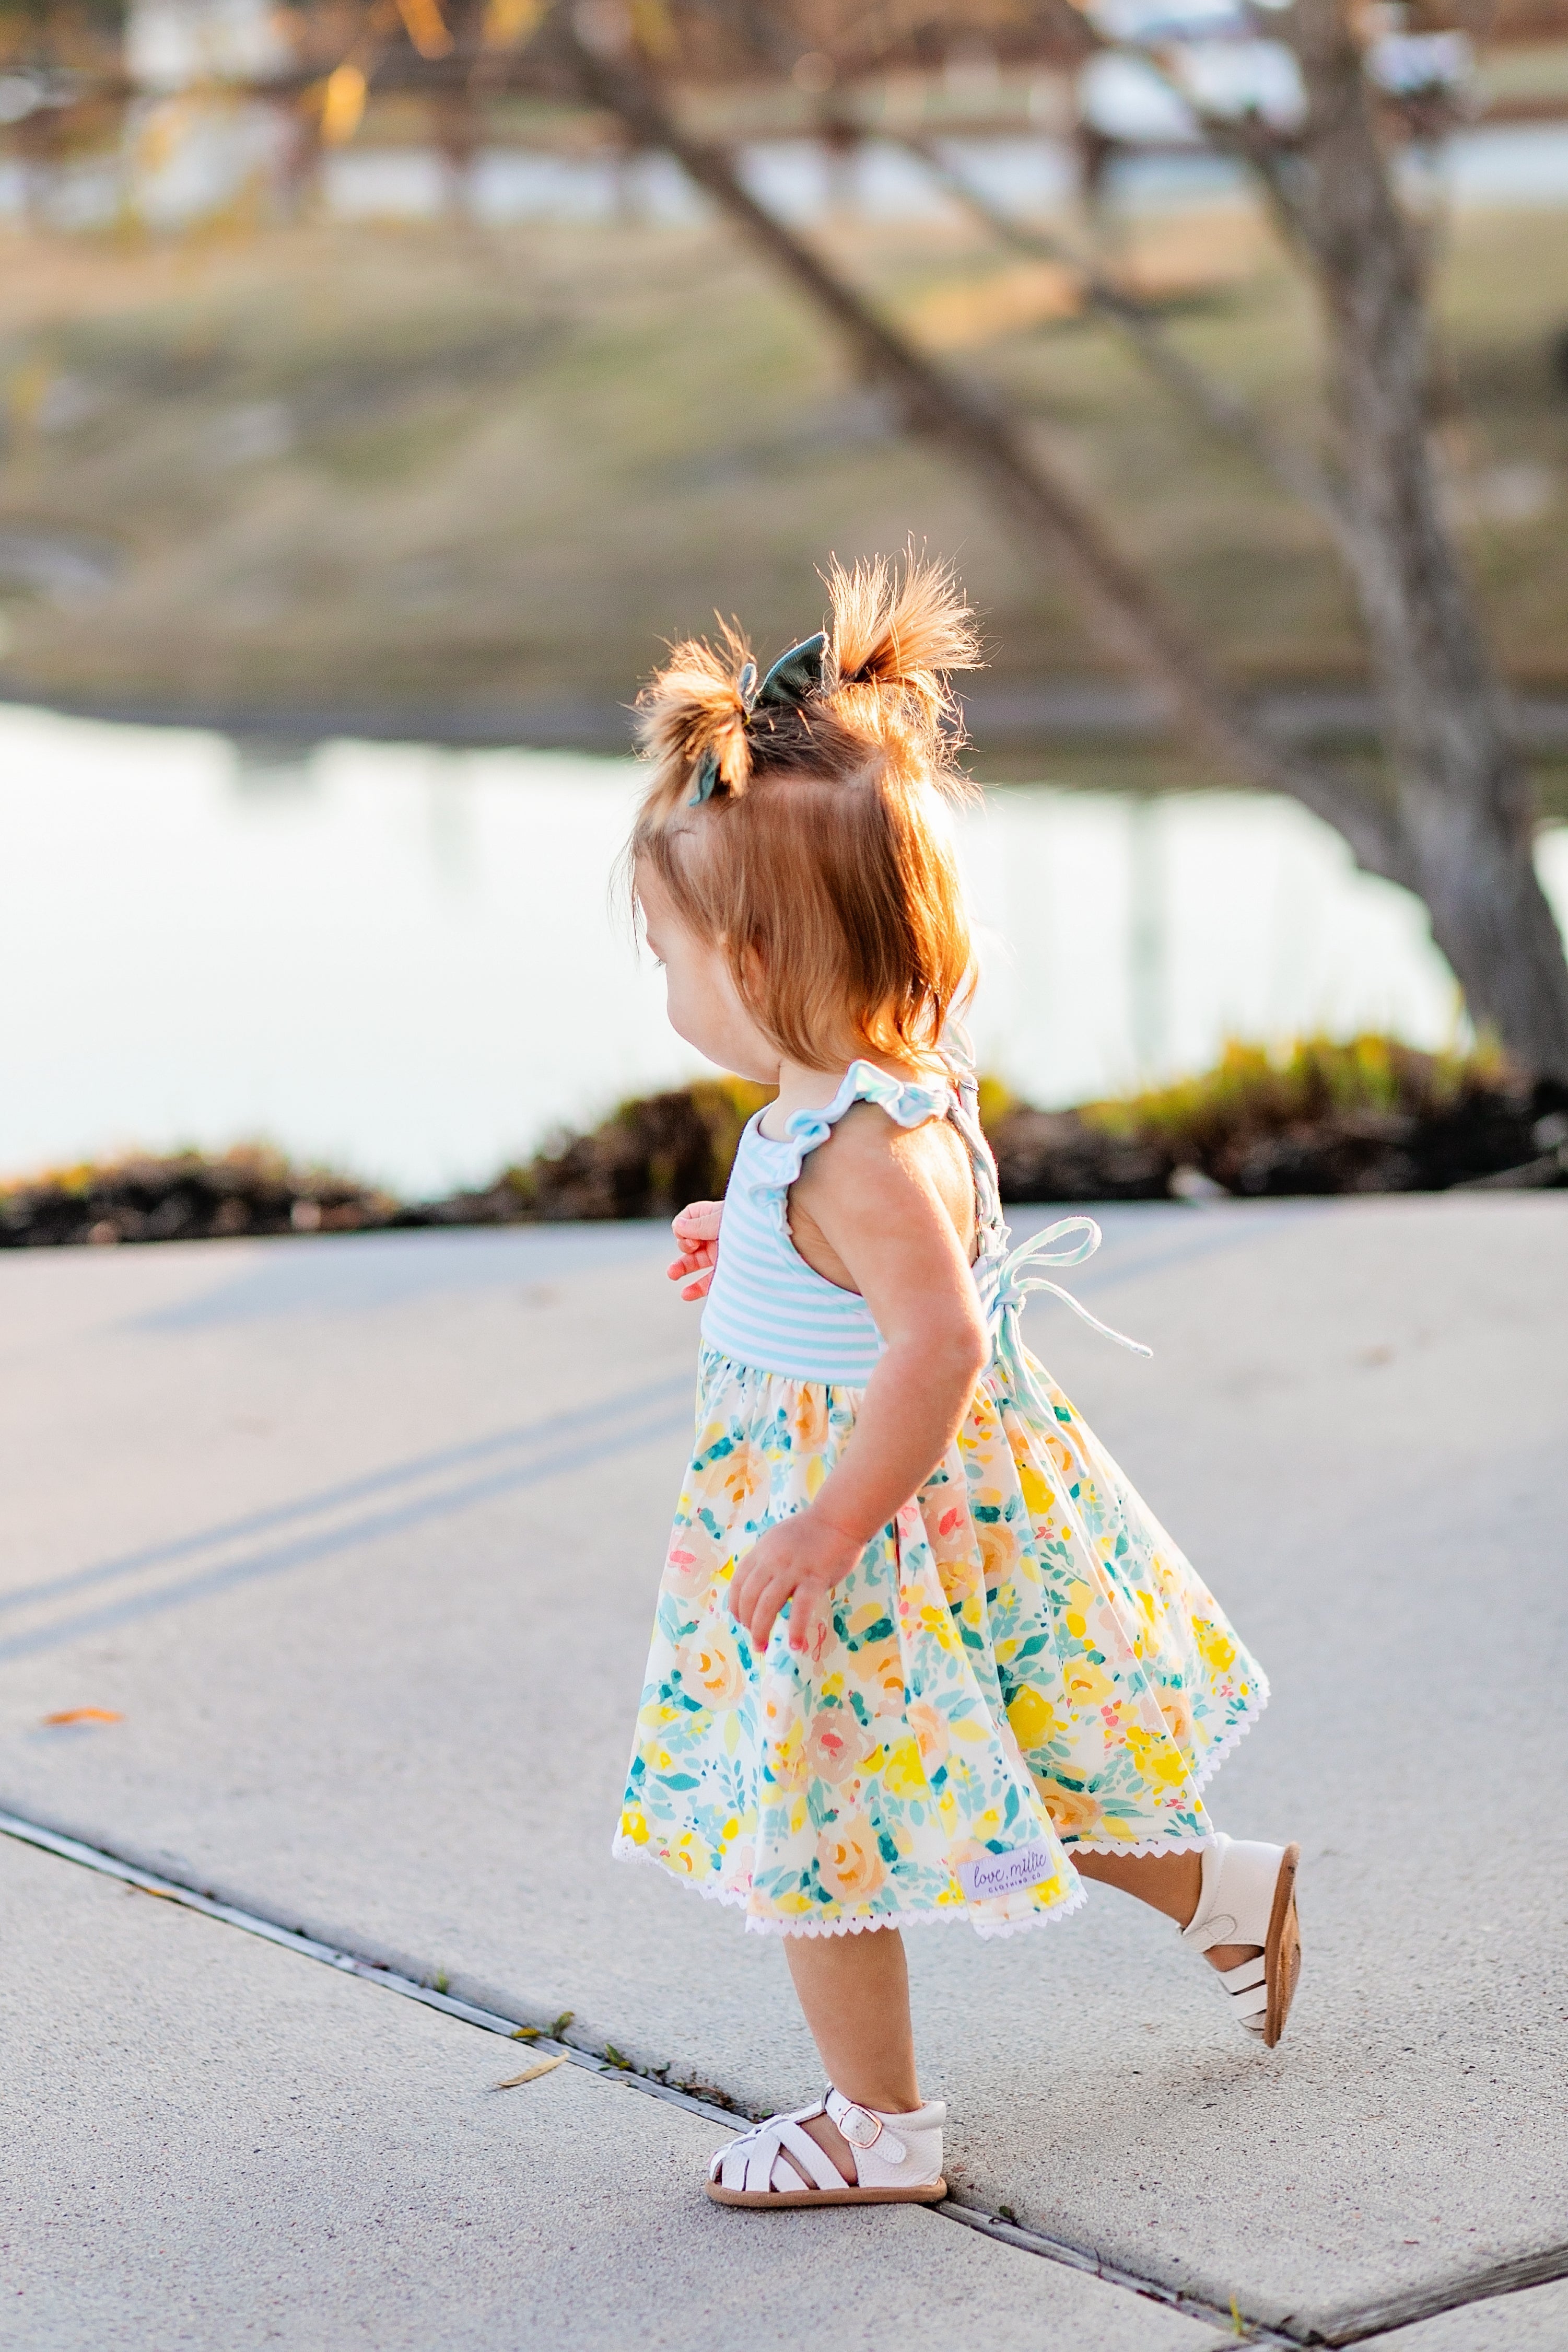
[0, 1148, 401, 1250]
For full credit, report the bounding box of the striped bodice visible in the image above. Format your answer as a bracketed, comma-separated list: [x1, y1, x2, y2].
[699, 1057, 1009, 1385]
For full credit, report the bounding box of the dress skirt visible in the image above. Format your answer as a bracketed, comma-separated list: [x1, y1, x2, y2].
[613, 1340, 1267, 1938]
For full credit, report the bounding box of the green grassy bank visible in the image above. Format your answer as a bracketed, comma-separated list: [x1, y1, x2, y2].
[0, 202, 1564, 801]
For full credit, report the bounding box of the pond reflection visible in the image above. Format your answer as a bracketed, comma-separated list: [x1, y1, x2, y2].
[3, 701, 1562, 1197]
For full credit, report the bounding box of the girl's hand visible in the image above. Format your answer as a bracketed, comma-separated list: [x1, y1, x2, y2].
[729, 1508, 867, 1656]
[667, 1200, 723, 1301]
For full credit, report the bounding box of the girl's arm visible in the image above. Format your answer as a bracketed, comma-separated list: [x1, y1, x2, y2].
[667, 1199, 722, 1301]
[728, 1110, 988, 1656]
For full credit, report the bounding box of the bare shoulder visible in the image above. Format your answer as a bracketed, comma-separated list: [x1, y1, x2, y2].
[794, 1098, 949, 1181]
[792, 1099, 976, 1255]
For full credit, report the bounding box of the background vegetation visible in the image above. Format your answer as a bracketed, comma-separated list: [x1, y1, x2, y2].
[1, 199, 1564, 803]
[5, 1037, 1559, 1246]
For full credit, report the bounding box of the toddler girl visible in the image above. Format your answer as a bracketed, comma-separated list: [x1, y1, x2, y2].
[613, 556, 1300, 2208]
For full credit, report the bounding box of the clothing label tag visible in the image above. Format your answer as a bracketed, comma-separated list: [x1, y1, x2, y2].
[956, 1841, 1058, 1901]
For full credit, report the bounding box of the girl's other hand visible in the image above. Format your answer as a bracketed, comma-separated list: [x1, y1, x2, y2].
[729, 1508, 865, 1656]
[668, 1199, 723, 1301]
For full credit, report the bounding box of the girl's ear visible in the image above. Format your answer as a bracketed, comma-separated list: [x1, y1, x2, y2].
[729, 938, 783, 1055]
[731, 935, 766, 995]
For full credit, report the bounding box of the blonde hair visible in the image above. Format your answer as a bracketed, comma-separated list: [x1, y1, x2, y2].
[628, 554, 982, 1069]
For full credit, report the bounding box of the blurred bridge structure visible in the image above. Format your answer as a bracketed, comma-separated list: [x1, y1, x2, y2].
[1, 0, 1567, 231]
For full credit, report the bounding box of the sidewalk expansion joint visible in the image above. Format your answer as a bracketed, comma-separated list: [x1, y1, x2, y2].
[4, 1805, 1562, 2350]
[933, 2200, 1296, 2344]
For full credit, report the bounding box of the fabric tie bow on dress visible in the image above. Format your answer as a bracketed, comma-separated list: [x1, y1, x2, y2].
[990, 1216, 1151, 1360]
[985, 1215, 1150, 1576]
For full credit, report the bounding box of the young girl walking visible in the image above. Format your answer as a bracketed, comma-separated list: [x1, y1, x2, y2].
[613, 556, 1300, 2208]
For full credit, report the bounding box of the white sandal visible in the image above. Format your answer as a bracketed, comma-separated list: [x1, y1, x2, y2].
[706, 2087, 948, 2208]
[1180, 1834, 1302, 2047]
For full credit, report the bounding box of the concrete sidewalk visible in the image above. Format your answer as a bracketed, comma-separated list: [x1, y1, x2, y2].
[2, 1200, 1565, 2346]
[1, 1829, 1228, 2351]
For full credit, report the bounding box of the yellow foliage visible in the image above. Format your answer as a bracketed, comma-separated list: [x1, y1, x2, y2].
[630, 0, 677, 56]
[1082, 1032, 1512, 1163]
[394, 0, 453, 60]
[318, 65, 366, 146]
[483, 0, 544, 45]
[909, 263, 1082, 351]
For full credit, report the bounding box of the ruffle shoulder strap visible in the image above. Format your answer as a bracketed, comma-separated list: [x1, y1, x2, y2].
[743, 1059, 956, 1192]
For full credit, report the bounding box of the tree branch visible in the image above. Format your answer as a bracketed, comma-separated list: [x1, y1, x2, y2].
[890, 129, 1355, 541]
[556, 24, 1412, 888]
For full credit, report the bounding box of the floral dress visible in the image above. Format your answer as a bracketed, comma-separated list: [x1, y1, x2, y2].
[613, 1060, 1267, 1939]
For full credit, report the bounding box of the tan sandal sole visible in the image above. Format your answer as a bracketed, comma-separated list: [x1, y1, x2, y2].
[1263, 1841, 1302, 2049]
[707, 2178, 949, 2209]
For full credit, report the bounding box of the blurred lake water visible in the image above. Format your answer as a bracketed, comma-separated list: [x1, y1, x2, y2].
[7, 121, 1566, 238]
[4, 701, 1565, 1197]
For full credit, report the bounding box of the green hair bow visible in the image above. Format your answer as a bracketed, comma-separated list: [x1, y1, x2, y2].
[689, 631, 830, 805]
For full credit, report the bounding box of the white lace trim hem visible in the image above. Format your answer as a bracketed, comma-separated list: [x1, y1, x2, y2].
[611, 1836, 1089, 1940]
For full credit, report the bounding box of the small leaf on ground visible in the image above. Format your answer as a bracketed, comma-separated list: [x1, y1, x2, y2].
[492, 2054, 568, 2090]
[42, 1707, 123, 1725]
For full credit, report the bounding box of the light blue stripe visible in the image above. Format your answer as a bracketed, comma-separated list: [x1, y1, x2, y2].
[701, 1081, 904, 1381]
[698, 1058, 1012, 1385]
[697, 1064, 1015, 1384]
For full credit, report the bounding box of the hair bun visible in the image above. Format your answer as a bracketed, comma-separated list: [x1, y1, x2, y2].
[634, 622, 755, 813]
[633, 552, 982, 818]
[827, 551, 980, 738]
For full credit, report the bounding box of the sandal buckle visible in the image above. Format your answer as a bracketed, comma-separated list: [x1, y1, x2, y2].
[836, 2102, 884, 2150]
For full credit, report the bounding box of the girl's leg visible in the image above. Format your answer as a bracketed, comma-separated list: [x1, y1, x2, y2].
[1072, 1849, 1259, 1972]
[781, 1928, 920, 2184]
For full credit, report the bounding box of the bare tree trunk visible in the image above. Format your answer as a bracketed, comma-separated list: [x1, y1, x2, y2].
[558, 23, 1407, 888]
[430, 88, 481, 216]
[1251, 0, 1568, 1078]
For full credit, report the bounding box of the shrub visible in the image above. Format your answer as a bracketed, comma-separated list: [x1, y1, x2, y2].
[1081, 1034, 1535, 1195]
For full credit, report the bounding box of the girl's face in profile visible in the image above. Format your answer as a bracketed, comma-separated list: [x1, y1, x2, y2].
[637, 865, 780, 1086]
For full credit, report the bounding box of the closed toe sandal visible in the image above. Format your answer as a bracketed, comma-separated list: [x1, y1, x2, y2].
[1179, 1834, 1302, 2048]
[706, 2087, 948, 2208]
